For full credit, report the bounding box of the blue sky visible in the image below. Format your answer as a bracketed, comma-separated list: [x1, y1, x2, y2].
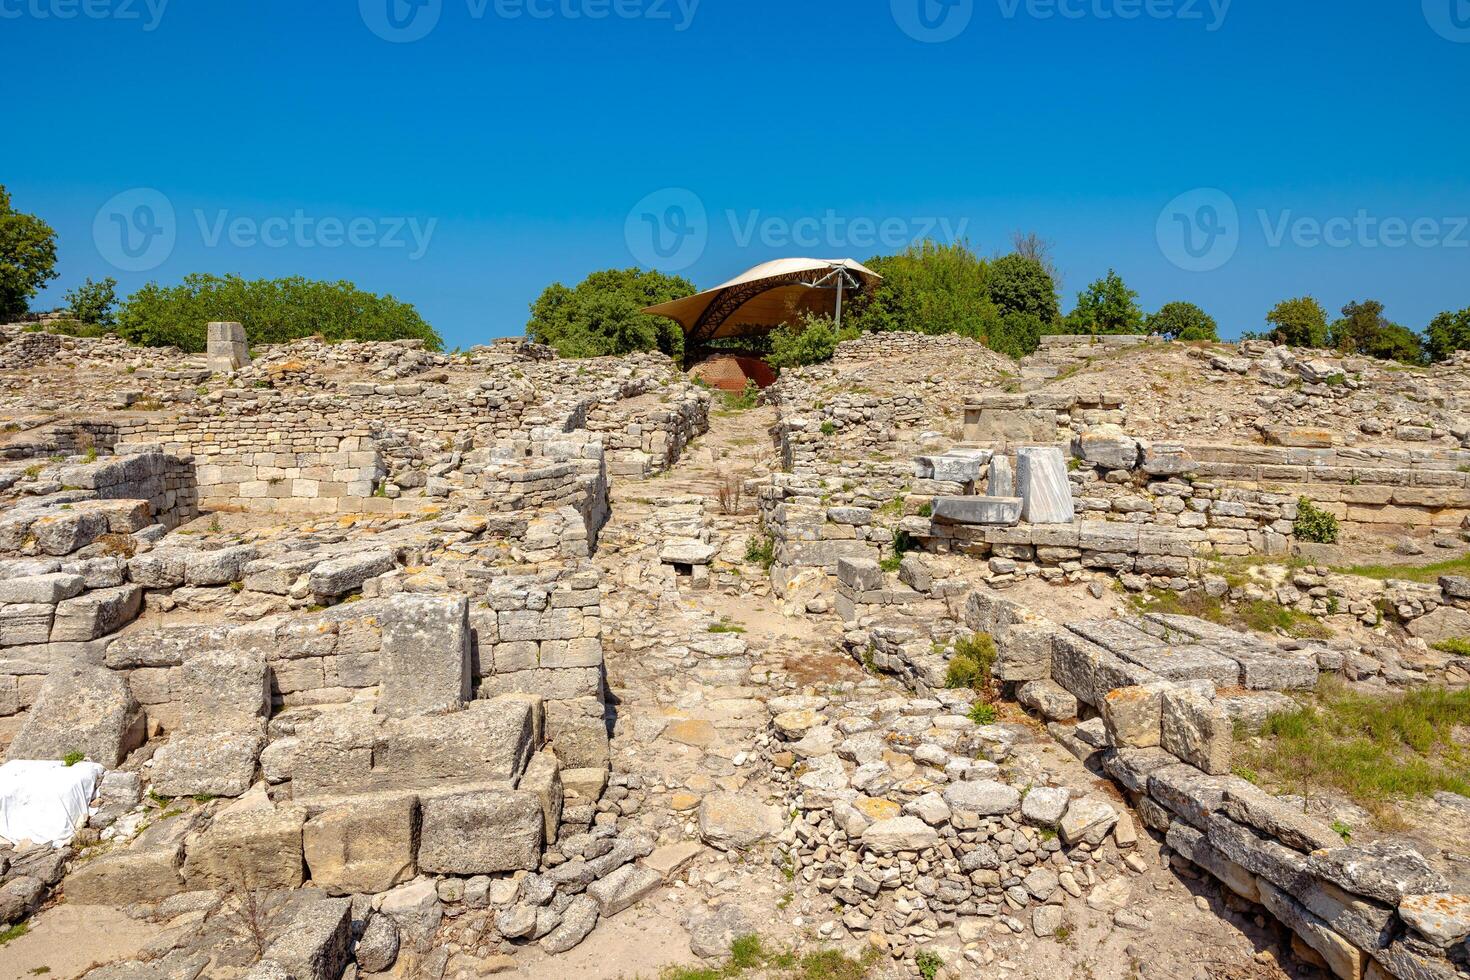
[6, 0, 1468, 348]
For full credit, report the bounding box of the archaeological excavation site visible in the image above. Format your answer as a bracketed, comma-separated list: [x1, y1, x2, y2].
[0, 321, 1464, 980]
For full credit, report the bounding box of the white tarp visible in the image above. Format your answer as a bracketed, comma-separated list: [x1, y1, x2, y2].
[0, 759, 104, 847]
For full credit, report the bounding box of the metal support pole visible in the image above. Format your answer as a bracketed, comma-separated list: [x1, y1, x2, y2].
[835, 275, 844, 330]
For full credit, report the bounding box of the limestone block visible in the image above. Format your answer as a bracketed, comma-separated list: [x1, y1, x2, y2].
[182, 801, 306, 891]
[6, 663, 144, 767]
[302, 793, 419, 896]
[1161, 688, 1232, 774]
[50, 585, 142, 641]
[263, 898, 352, 980]
[376, 594, 471, 719]
[417, 790, 544, 874]
[931, 496, 1022, 526]
[1017, 447, 1075, 524]
[149, 731, 264, 797]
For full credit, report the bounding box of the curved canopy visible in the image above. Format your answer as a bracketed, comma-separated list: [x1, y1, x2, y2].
[642, 258, 883, 345]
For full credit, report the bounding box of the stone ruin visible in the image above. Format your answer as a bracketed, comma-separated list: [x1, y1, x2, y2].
[0, 322, 1465, 980]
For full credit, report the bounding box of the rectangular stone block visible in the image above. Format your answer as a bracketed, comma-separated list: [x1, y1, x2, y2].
[931, 496, 1022, 526]
[376, 594, 471, 719]
[302, 793, 419, 896]
[416, 789, 543, 874]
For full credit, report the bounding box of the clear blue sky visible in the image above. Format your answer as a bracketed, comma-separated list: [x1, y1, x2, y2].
[7, 0, 1468, 348]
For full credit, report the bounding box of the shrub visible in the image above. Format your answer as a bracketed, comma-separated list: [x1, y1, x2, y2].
[526, 267, 691, 359]
[744, 533, 775, 570]
[1294, 498, 1340, 544]
[117, 274, 440, 352]
[1264, 296, 1330, 348]
[915, 950, 945, 980]
[1063, 269, 1144, 335]
[64, 276, 119, 325]
[987, 252, 1060, 326]
[1425, 307, 1470, 363]
[62, 749, 85, 766]
[945, 633, 997, 691]
[767, 312, 858, 369]
[967, 702, 998, 725]
[847, 239, 998, 341]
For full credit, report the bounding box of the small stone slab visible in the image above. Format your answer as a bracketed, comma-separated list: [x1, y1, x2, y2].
[931, 496, 1022, 526]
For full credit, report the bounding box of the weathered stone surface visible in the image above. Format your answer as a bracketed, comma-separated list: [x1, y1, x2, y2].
[64, 810, 201, 905]
[1059, 796, 1118, 846]
[587, 863, 662, 916]
[1205, 813, 1310, 894]
[307, 549, 394, 598]
[988, 455, 1014, 496]
[698, 793, 783, 851]
[182, 801, 306, 891]
[1101, 682, 1169, 748]
[542, 894, 599, 953]
[836, 557, 884, 592]
[915, 449, 990, 484]
[262, 898, 352, 980]
[149, 731, 264, 798]
[862, 816, 940, 853]
[1020, 786, 1070, 829]
[942, 780, 1021, 816]
[7, 663, 144, 767]
[1220, 783, 1343, 853]
[1075, 425, 1141, 471]
[1307, 840, 1451, 906]
[50, 584, 142, 641]
[1147, 765, 1254, 829]
[1398, 894, 1470, 948]
[417, 790, 543, 874]
[174, 648, 270, 732]
[1160, 688, 1232, 775]
[303, 793, 419, 896]
[1166, 821, 1259, 902]
[931, 496, 1022, 526]
[660, 539, 718, 565]
[1406, 607, 1470, 645]
[1016, 446, 1075, 524]
[0, 573, 84, 604]
[994, 621, 1060, 683]
[1017, 679, 1078, 721]
[183, 546, 256, 587]
[355, 913, 401, 973]
[376, 594, 471, 718]
[1257, 878, 1367, 980]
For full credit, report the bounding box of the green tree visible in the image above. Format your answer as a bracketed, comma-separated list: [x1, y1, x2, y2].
[987, 311, 1045, 360]
[0, 185, 59, 320]
[767, 312, 858, 369]
[1146, 301, 1219, 342]
[1329, 300, 1425, 364]
[849, 240, 998, 340]
[116, 274, 439, 352]
[526, 267, 691, 359]
[987, 253, 1060, 325]
[1064, 269, 1143, 334]
[1425, 307, 1470, 362]
[1264, 296, 1329, 348]
[64, 277, 119, 326]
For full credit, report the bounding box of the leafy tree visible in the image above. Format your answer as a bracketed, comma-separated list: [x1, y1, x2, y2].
[0, 185, 59, 320]
[987, 253, 1060, 325]
[1009, 230, 1061, 287]
[1146, 301, 1219, 342]
[526, 267, 691, 359]
[1064, 269, 1144, 334]
[767, 313, 858, 369]
[64, 277, 119, 326]
[1329, 300, 1425, 365]
[1264, 296, 1329, 348]
[849, 240, 998, 340]
[987, 311, 1044, 360]
[1425, 307, 1470, 363]
[116, 274, 440, 352]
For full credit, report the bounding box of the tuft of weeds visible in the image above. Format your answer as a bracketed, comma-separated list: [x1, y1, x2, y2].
[744, 533, 776, 571]
[1333, 555, 1470, 585]
[1433, 638, 1470, 657]
[944, 633, 996, 691]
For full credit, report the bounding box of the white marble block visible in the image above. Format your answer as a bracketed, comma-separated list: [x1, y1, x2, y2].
[1017, 447, 1075, 524]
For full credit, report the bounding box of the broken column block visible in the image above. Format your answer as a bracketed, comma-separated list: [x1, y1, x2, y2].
[376, 594, 471, 719]
[1016, 447, 1075, 524]
[6, 663, 145, 767]
[206, 321, 250, 373]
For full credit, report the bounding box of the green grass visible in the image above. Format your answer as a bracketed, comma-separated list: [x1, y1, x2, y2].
[1332, 555, 1470, 584]
[1129, 589, 1330, 640]
[967, 702, 998, 725]
[61, 750, 84, 767]
[0, 923, 27, 945]
[708, 619, 746, 635]
[659, 936, 873, 980]
[1239, 678, 1470, 816]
